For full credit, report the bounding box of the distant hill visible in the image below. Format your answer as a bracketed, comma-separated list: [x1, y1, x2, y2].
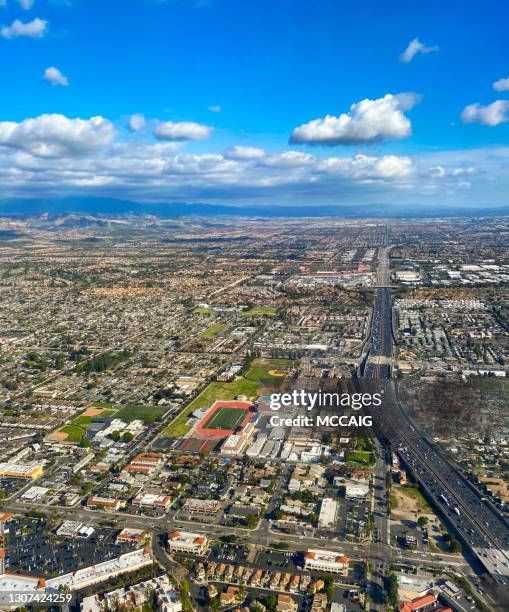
[0, 197, 508, 219]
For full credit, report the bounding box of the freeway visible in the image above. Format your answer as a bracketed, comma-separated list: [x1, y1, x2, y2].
[361, 240, 509, 611]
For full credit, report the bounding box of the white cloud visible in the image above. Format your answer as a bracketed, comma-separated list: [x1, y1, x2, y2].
[128, 113, 146, 132]
[262, 151, 316, 168]
[290, 93, 419, 146]
[223, 145, 266, 160]
[18, 0, 35, 9]
[0, 114, 115, 158]
[208, 105, 221, 112]
[400, 37, 439, 63]
[461, 100, 509, 126]
[43, 66, 69, 87]
[154, 120, 212, 141]
[493, 77, 509, 92]
[0, 17, 47, 38]
[0, 113, 506, 207]
[319, 154, 413, 180]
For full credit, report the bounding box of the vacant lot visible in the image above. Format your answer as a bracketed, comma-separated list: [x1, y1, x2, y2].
[391, 485, 432, 518]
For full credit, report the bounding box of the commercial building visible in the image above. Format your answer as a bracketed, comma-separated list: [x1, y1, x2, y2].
[345, 480, 370, 498]
[0, 462, 44, 479]
[167, 531, 208, 555]
[80, 574, 182, 612]
[304, 549, 349, 575]
[87, 496, 126, 512]
[124, 453, 164, 476]
[318, 498, 337, 529]
[45, 548, 153, 592]
[55, 522, 93, 539]
[399, 593, 438, 612]
[132, 492, 172, 509]
[183, 498, 221, 515]
[116, 528, 149, 544]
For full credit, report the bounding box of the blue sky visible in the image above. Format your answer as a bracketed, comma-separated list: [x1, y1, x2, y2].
[1, 0, 509, 207]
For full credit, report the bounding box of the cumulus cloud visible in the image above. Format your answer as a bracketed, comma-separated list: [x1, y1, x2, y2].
[18, 0, 35, 9]
[493, 77, 509, 92]
[223, 145, 266, 160]
[0, 111, 505, 207]
[43, 66, 69, 86]
[261, 151, 316, 168]
[461, 100, 509, 126]
[290, 93, 419, 146]
[128, 113, 146, 132]
[400, 37, 439, 63]
[319, 154, 413, 180]
[0, 17, 47, 38]
[0, 114, 115, 158]
[154, 120, 212, 141]
[208, 105, 221, 112]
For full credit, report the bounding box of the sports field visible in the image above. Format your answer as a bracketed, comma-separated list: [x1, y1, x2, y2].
[203, 406, 249, 430]
[163, 358, 298, 437]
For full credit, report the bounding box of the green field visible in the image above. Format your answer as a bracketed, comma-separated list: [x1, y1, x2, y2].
[201, 323, 229, 339]
[244, 358, 296, 388]
[346, 450, 374, 466]
[193, 306, 213, 315]
[57, 408, 115, 442]
[241, 306, 277, 316]
[164, 358, 298, 437]
[203, 406, 248, 430]
[71, 408, 116, 428]
[57, 404, 165, 442]
[164, 377, 259, 437]
[60, 424, 88, 443]
[114, 403, 167, 424]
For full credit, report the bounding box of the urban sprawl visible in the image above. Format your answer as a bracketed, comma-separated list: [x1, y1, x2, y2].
[0, 214, 508, 612]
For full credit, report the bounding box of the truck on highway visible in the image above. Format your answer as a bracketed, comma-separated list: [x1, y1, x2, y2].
[439, 493, 450, 506]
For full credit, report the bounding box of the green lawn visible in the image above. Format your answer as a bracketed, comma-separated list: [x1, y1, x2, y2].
[164, 377, 259, 437]
[355, 436, 373, 452]
[346, 450, 374, 466]
[193, 306, 213, 315]
[203, 406, 249, 430]
[57, 408, 115, 442]
[71, 408, 116, 428]
[241, 305, 277, 316]
[201, 323, 229, 339]
[60, 424, 87, 443]
[114, 403, 167, 424]
[244, 358, 297, 389]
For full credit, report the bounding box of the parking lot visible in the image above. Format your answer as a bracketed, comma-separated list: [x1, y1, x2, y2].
[4, 518, 133, 577]
[0, 477, 26, 497]
[207, 543, 249, 566]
